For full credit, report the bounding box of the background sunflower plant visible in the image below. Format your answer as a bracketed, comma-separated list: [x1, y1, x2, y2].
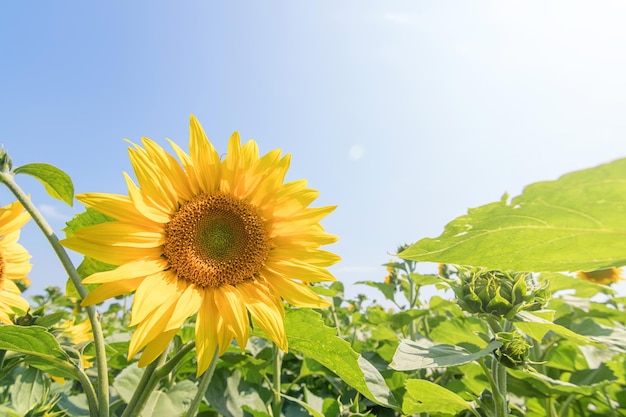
[0, 120, 625, 417]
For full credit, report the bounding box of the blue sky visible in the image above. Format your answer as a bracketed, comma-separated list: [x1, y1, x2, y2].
[2, 2, 626, 301]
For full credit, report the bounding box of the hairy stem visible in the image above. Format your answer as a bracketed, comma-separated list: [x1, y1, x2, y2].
[272, 346, 283, 417]
[185, 347, 218, 417]
[0, 172, 109, 417]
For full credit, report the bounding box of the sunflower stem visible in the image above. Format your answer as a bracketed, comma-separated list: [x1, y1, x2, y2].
[185, 347, 218, 417]
[0, 172, 109, 417]
[75, 365, 100, 417]
[120, 348, 170, 417]
[272, 345, 283, 417]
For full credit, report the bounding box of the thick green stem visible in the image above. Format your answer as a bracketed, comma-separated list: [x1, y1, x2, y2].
[75, 366, 100, 417]
[492, 357, 508, 416]
[272, 346, 283, 417]
[0, 172, 109, 417]
[122, 342, 199, 417]
[185, 347, 218, 417]
[120, 349, 169, 417]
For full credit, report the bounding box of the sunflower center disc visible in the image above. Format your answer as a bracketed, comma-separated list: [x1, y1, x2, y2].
[164, 192, 270, 288]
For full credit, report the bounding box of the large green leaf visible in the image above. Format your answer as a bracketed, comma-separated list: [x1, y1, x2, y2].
[0, 326, 76, 379]
[14, 163, 74, 206]
[114, 364, 198, 417]
[513, 311, 591, 344]
[400, 158, 626, 272]
[390, 338, 501, 371]
[9, 367, 49, 415]
[403, 379, 474, 415]
[284, 309, 399, 410]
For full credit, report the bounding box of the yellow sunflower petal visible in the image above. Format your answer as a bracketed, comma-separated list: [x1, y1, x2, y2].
[138, 329, 178, 367]
[142, 137, 195, 202]
[269, 248, 341, 267]
[61, 237, 163, 266]
[81, 278, 144, 306]
[236, 282, 287, 351]
[124, 173, 172, 223]
[214, 285, 249, 349]
[128, 300, 177, 358]
[189, 115, 221, 193]
[0, 202, 30, 236]
[196, 289, 219, 376]
[0, 291, 29, 314]
[265, 273, 331, 308]
[267, 259, 337, 283]
[83, 258, 168, 284]
[76, 193, 160, 228]
[130, 271, 179, 326]
[166, 138, 201, 197]
[164, 283, 203, 331]
[72, 222, 165, 248]
[128, 142, 179, 213]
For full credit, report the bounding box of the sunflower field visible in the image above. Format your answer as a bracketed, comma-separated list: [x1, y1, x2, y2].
[0, 117, 625, 417]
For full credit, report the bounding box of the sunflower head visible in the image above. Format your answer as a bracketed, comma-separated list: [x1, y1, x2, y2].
[0, 201, 31, 324]
[62, 115, 340, 374]
[577, 267, 623, 285]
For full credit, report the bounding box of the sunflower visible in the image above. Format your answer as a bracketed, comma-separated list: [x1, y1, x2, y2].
[577, 267, 623, 285]
[61, 116, 339, 375]
[0, 201, 31, 324]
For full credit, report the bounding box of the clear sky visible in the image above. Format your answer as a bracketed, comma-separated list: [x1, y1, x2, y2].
[2, 2, 626, 301]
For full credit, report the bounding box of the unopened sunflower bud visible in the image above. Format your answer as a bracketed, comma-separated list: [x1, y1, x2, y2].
[495, 331, 531, 369]
[0, 148, 12, 173]
[451, 267, 546, 319]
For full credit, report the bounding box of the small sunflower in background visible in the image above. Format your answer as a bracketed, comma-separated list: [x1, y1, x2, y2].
[0, 201, 31, 324]
[62, 116, 339, 375]
[577, 267, 624, 285]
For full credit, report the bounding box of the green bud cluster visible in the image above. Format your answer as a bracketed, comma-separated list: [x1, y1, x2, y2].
[449, 267, 546, 319]
[0, 147, 12, 174]
[495, 331, 531, 369]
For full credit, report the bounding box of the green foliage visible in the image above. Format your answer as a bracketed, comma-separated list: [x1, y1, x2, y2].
[403, 379, 474, 415]
[284, 308, 399, 410]
[0, 326, 76, 379]
[400, 157, 626, 272]
[14, 163, 74, 206]
[1, 158, 625, 417]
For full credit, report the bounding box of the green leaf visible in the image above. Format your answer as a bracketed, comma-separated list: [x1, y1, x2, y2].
[409, 273, 442, 286]
[539, 272, 612, 298]
[9, 367, 49, 415]
[205, 368, 270, 417]
[64, 207, 115, 237]
[390, 338, 502, 371]
[14, 163, 74, 206]
[429, 317, 490, 347]
[514, 311, 592, 344]
[403, 379, 474, 415]
[282, 393, 325, 417]
[112, 364, 143, 404]
[507, 368, 594, 397]
[34, 311, 66, 328]
[0, 326, 76, 379]
[285, 309, 399, 410]
[142, 380, 197, 417]
[113, 364, 198, 417]
[356, 281, 397, 302]
[400, 158, 626, 272]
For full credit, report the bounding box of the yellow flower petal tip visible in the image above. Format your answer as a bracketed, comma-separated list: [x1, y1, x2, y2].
[0, 201, 31, 324]
[66, 116, 339, 374]
[577, 267, 624, 285]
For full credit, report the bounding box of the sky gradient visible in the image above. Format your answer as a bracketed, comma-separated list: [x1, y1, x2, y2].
[2, 1, 626, 301]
